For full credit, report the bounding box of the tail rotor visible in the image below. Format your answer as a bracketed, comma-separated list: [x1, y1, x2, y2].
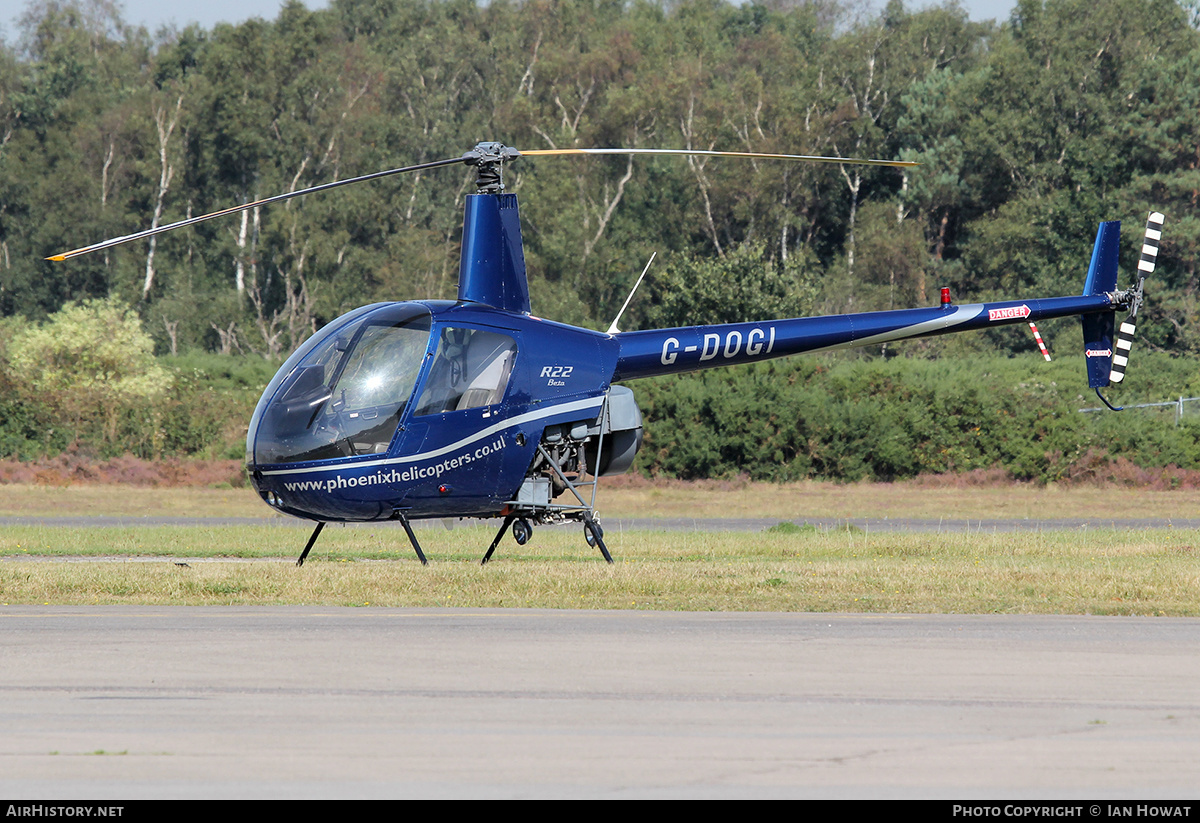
[1109, 212, 1164, 384]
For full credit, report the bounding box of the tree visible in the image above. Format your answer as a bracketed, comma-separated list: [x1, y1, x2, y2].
[637, 240, 820, 329]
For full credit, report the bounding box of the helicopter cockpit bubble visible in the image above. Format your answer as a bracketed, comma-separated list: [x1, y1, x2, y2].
[248, 302, 433, 466]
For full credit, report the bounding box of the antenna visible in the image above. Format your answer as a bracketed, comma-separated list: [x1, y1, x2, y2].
[606, 252, 656, 335]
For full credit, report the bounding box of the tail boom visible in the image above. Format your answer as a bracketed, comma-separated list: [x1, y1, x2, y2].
[612, 294, 1115, 382]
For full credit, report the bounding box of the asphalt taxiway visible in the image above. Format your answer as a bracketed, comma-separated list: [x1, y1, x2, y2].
[2, 608, 1198, 798]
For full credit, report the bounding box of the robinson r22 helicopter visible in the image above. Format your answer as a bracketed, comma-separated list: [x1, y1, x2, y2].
[49, 142, 1163, 565]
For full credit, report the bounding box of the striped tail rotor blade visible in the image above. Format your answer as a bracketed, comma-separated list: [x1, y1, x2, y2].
[1140, 212, 1165, 281]
[1109, 319, 1136, 383]
[1109, 212, 1165, 384]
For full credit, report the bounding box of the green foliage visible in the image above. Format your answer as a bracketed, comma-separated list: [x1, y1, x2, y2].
[155, 363, 262, 459]
[633, 351, 1200, 483]
[638, 241, 820, 328]
[2, 0, 1200, 481]
[4, 0, 1199, 349]
[0, 300, 266, 461]
[6, 296, 173, 445]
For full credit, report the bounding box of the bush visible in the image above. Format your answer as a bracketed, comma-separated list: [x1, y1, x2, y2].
[5, 297, 173, 448]
[631, 351, 1200, 483]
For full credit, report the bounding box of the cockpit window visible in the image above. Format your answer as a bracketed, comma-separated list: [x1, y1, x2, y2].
[252, 304, 432, 465]
[414, 327, 517, 416]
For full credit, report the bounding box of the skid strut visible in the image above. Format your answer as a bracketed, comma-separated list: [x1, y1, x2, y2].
[481, 513, 518, 565]
[581, 510, 612, 563]
[296, 521, 325, 567]
[481, 442, 616, 564]
[296, 518, 428, 565]
[398, 515, 429, 565]
[534, 441, 613, 564]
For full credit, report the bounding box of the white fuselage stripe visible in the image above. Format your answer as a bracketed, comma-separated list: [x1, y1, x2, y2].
[804, 305, 984, 354]
[259, 396, 605, 477]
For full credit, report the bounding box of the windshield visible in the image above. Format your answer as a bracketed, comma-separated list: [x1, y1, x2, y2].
[251, 303, 432, 465]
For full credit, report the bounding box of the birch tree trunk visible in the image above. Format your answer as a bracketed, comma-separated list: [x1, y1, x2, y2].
[142, 95, 182, 301]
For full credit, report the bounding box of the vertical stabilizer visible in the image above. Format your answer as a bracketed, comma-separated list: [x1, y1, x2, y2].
[1081, 221, 1120, 388]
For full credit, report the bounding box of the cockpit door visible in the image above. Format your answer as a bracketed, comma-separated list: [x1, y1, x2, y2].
[390, 324, 523, 512]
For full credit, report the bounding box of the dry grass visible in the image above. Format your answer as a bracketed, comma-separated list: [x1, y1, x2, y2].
[4, 477, 1200, 521]
[0, 485, 265, 518]
[602, 479, 1200, 520]
[3, 478, 1198, 613]
[1, 521, 1198, 614]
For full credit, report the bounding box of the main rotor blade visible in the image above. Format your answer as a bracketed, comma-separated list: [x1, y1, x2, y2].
[48, 144, 915, 262]
[47, 155, 466, 261]
[518, 147, 918, 168]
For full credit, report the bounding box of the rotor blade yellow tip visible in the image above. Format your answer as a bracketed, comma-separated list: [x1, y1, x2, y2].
[45, 254, 67, 262]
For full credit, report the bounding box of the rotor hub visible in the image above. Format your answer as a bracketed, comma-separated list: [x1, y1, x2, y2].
[462, 142, 521, 193]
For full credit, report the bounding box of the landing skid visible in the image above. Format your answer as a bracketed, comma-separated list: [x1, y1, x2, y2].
[479, 507, 612, 565]
[294, 514, 429, 566]
[292, 505, 605, 565]
[480, 438, 614, 564]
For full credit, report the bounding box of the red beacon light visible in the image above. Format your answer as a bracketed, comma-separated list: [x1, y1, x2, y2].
[940, 287, 952, 307]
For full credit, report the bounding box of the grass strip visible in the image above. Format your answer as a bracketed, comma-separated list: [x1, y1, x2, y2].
[2, 523, 1197, 614]
[3, 479, 1200, 521]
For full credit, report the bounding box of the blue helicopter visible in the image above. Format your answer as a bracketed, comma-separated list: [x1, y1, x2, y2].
[50, 142, 1163, 565]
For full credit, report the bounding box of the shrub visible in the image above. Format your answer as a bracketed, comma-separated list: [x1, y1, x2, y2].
[5, 297, 173, 448]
